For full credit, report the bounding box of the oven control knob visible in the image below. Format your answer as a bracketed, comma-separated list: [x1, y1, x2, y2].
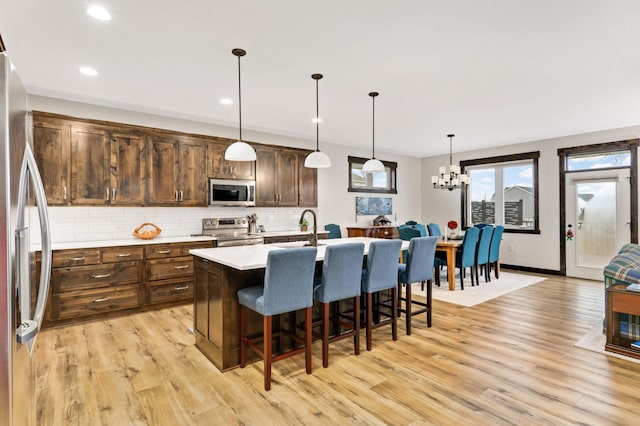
[240, 218, 247, 225]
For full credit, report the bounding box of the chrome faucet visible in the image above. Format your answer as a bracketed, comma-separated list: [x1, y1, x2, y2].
[299, 209, 318, 247]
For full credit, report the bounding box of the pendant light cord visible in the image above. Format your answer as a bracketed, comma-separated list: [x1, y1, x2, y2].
[315, 77, 319, 151]
[371, 94, 376, 159]
[237, 53, 242, 142]
[449, 135, 453, 166]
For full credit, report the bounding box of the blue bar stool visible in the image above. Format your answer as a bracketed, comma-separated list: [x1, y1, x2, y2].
[237, 246, 317, 391]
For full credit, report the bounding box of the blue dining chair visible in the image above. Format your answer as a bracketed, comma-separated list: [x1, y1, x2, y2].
[313, 243, 365, 367]
[397, 236, 439, 334]
[324, 223, 342, 239]
[405, 220, 418, 225]
[237, 246, 318, 391]
[398, 225, 440, 287]
[488, 225, 505, 279]
[362, 239, 402, 351]
[427, 223, 442, 237]
[442, 227, 480, 290]
[475, 225, 494, 284]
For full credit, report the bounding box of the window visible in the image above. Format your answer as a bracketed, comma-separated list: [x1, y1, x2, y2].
[567, 150, 630, 171]
[461, 152, 540, 233]
[348, 156, 397, 194]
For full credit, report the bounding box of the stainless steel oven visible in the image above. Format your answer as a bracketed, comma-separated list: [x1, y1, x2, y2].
[199, 217, 264, 246]
[209, 179, 255, 207]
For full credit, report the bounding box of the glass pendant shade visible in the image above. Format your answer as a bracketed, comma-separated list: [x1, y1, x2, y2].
[225, 140, 257, 161]
[362, 158, 385, 173]
[304, 150, 331, 168]
[224, 48, 256, 162]
[305, 73, 331, 168]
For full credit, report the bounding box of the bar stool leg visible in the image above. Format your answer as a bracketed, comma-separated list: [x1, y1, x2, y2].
[405, 283, 412, 335]
[321, 302, 330, 368]
[366, 292, 373, 351]
[354, 295, 361, 355]
[305, 307, 312, 374]
[392, 287, 398, 341]
[240, 305, 247, 368]
[426, 279, 432, 327]
[264, 315, 272, 391]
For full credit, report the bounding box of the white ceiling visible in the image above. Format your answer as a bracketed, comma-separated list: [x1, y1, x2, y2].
[2, 0, 640, 158]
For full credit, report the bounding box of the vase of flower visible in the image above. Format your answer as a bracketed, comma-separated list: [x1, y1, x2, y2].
[447, 220, 459, 239]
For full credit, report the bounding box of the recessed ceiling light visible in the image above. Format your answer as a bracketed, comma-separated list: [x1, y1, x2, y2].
[312, 117, 322, 123]
[87, 5, 111, 21]
[220, 98, 233, 105]
[80, 66, 98, 76]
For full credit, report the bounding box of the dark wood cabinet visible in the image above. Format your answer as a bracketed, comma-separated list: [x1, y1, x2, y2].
[297, 151, 317, 207]
[207, 139, 255, 180]
[347, 226, 399, 239]
[108, 130, 147, 205]
[70, 123, 111, 205]
[256, 147, 299, 207]
[32, 116, 70, 205]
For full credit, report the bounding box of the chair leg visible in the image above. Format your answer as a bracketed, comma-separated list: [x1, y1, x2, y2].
[366, 292, 373, 351]
[475, 264, 479, 286]
[321, 302, 329, 368]
[391, 287, 398, 341]
[354, 295, 361, 356]
[459, 267, 464, 290]
[495, 260, 500, 279]
[240, 304, 247, 368]
[305, 307, 312, 375]
[405, 282, 412, 335]
[426, 279, 433, 327]
[397, 283, 403, 317]
[264, 315, 272, 391]
[485, 262, 490, 282]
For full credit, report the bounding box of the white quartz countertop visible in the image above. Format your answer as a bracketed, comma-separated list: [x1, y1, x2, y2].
[40, 235, 217, 251]
[190, 237, 409, 270]
[250, 230, 329, 237]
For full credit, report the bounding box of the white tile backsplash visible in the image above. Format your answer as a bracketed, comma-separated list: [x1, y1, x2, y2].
[39, 206, 311, 244]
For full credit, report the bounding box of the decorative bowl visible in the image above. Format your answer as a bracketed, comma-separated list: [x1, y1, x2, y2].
[133, 222, 162, 240]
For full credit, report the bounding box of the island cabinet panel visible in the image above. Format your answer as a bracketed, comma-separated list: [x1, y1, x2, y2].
[206, 139, 255, 180]
[32, 116, 70, 205]
[194, 258, 264, 371]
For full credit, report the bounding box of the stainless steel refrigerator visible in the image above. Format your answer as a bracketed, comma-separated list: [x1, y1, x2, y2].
[1, 53, 52, 425]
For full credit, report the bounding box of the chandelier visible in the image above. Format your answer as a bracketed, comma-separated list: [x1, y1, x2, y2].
[431, 134, 469, 190]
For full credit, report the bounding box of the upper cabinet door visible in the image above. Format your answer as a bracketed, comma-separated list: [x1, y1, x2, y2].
[255, 148, 277, 206]
[147, 135, 180, 205]
[70, 124, 110, 205]
[178, 137, 207, 206]
[255, 147, 299, 207]
[275, 150, 298, 206]
[32, 116, 70, 205]
[207, 139, 255, 180]
[109, 131, 146, 205]
[297, 151, 317, 207]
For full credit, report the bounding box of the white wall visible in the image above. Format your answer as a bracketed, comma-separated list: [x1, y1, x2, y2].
[422, 126, 640, 271]
[30, 96, 422, 243]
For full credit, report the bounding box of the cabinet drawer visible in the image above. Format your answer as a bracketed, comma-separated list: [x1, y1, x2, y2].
[182, 241, 214, 255]
[102, 246, 144, 263]
[148, 278, 194, 304]
[146, 244, 181, 259]
[51, 284, 144, 320]
[147, 256, 194, 281]
[52, 250, 101, 268]
[52, 261, 143, 293]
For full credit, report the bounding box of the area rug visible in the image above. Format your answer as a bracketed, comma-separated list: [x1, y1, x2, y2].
[575, 322, 640, 364]
[411, 271, 546, 307]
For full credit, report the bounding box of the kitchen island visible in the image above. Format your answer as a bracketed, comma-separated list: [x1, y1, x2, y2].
[190, 237, 409, 372]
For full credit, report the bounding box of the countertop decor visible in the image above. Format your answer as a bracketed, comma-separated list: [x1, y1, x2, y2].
[132, 222, 162, 240]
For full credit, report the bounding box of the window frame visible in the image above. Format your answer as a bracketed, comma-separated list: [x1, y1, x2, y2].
[347, 156, 398, 194]
[460, 151, 540, 234]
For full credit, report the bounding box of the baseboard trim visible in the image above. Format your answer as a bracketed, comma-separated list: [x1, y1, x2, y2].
[501, 264, 562, 276]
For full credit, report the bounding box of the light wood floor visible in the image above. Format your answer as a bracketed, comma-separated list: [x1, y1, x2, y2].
[35, 273, 640, 425]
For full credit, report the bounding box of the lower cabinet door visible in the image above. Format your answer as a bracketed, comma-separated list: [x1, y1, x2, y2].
[148, 278, 194, 304]
[52, 284, 144, 319]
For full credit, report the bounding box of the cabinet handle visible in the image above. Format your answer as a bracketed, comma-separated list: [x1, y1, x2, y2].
[63, 186, 67, 200]
[175, 190, 179, 201]
[174, 265, 190, 270]
[174, 285, 190, 291]
[112, 188, 116, 201]
[91, 273, 112, 279]
[116, 253, 132, 257]
[92, 297, 111, 303]
[156, 249, 171, 254]
[179, 190, 183, 202]
[69, 256, 86, 261]
[106, 188, 110, 201]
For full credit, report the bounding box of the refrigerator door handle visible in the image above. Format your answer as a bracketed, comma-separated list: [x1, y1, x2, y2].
[15, 144, 51, 352]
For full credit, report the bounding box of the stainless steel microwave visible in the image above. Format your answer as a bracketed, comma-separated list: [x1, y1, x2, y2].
[209, 178, 256, 206]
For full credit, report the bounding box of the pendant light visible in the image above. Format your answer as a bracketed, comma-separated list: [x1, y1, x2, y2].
[362, 91, 385, 173]
[225, 48, 256, 161]
[304, 73, 331, 168]
[431, 134, 469, 190]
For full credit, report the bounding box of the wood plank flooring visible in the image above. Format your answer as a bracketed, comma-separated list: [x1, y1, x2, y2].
[35, 273, 640, 425]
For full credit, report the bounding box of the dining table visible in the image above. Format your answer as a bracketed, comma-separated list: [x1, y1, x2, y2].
[436, 239, 463, 291]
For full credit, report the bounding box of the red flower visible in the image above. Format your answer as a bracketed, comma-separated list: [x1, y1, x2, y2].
[447, 220, 458, 230]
